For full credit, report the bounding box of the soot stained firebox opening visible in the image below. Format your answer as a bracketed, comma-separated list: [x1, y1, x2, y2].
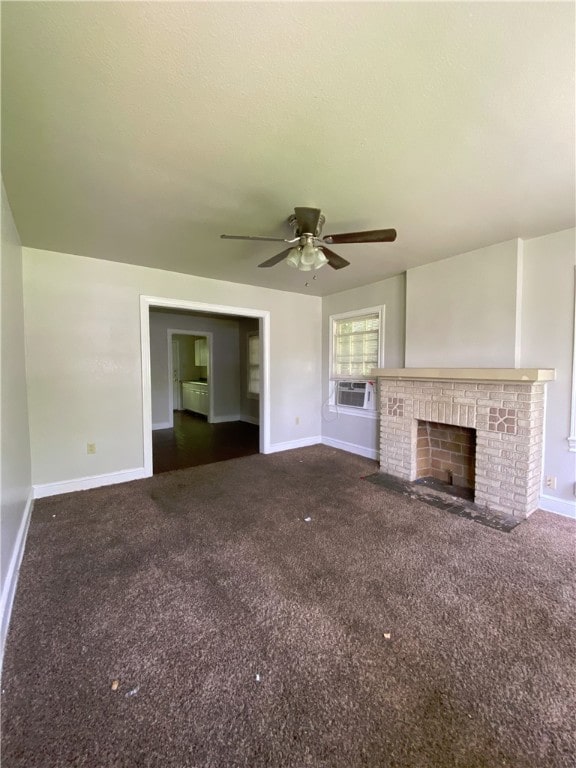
[416, 421, 476, 501]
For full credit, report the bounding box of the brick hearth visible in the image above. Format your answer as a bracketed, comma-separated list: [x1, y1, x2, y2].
[372, 369, 555, 519]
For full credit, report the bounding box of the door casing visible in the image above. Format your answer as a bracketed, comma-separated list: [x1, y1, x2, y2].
[140, 296, 270, 478]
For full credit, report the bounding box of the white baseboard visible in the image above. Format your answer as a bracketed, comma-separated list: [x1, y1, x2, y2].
[322, 436, 380, 461]
[210, 414, 241, 424]
[1, 489, 33, 672]
[152, 421, 171, 431]
[538, 494, 576, 519]
[241, 415, 260, 426]
[266, 436, 322, 454]
[33, 467, 149, 499]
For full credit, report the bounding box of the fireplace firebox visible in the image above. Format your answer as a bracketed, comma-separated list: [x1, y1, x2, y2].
[416, 421, 476, 492]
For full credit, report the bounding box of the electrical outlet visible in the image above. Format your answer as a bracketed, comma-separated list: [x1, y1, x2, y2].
[545, 476, 556, 490]
[295, 416, 300, 425]
[87, 443, 96, 455]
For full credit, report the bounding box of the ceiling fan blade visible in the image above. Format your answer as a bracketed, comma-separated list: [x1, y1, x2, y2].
[294, 207, 322, 235]
[258, 247, 294, 268]
[320, 246, 350, 270]
[221, 234, 297, 243]
[323, 228, 397, 244]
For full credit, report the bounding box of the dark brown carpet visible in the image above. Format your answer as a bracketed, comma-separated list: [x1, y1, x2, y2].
[2, 446, 575, 767]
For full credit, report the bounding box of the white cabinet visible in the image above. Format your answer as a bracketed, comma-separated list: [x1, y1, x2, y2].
[182, 381, 209, 416]
[181, 384, 196, 412]
[194, 338, 209, 367]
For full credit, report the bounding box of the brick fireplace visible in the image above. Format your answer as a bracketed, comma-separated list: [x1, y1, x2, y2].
[372, 369, 555, 519]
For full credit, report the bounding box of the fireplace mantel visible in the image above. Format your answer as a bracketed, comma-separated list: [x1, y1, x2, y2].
[371, 368, 555, 383]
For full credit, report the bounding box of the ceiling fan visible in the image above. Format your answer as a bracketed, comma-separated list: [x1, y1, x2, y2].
[220, 207, 397, 272]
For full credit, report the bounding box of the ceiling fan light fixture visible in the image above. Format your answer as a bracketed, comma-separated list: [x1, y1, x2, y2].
[286, 244, 327, 271]
[300, 240, 317, 267]
[313, 249, 328, 269]
[286, 247, 302, 269]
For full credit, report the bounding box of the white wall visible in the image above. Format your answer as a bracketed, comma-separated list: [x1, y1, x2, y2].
[520, 228, 575, 514]
[23, 248, 322, 491]
[405, 229, 575, 515]
[321, 274, 406, 459]
[1, 182, 32, 662]
[406, 239, 520, 367]
[150, 310, 243, 427]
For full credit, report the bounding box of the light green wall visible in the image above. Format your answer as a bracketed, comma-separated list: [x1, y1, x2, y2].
[520, 228, 575, 510]
[406, 239, 520, 367]
[22, 247, 322, 486]
[1, 182, 32, 658]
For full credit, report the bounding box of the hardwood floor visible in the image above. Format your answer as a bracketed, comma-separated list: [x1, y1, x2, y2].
[152, 411, 260, 474]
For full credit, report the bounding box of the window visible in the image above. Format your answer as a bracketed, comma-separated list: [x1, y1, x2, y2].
[330, 307, 384, 377]
[247, 333, 260, 397]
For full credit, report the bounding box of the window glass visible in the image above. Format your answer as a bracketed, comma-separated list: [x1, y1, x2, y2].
[332, 312, 380, 376]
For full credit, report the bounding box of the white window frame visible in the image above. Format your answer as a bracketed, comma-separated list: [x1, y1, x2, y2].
[247, 331, 260, 399]
[328, 305, 385, 419]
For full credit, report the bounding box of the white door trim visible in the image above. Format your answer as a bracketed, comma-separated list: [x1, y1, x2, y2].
[167, 329, 214, 426]
[171, 336, 181, 413]
[140, 296, 270, 477]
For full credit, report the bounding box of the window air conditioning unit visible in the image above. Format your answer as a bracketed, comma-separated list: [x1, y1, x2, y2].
[336, 380, 375, 410]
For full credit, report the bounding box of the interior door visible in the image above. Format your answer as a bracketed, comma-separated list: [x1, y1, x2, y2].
[172, 339, 181, 410]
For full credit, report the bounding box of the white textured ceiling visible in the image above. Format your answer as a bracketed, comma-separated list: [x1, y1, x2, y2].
[2, 1, 575, 296]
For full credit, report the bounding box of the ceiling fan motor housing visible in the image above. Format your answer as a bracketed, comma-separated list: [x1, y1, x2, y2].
[288, 210, 325, 238]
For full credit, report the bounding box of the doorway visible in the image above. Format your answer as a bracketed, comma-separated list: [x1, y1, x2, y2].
[140, 296, 270, 478]
[168, 331, 213, 425]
